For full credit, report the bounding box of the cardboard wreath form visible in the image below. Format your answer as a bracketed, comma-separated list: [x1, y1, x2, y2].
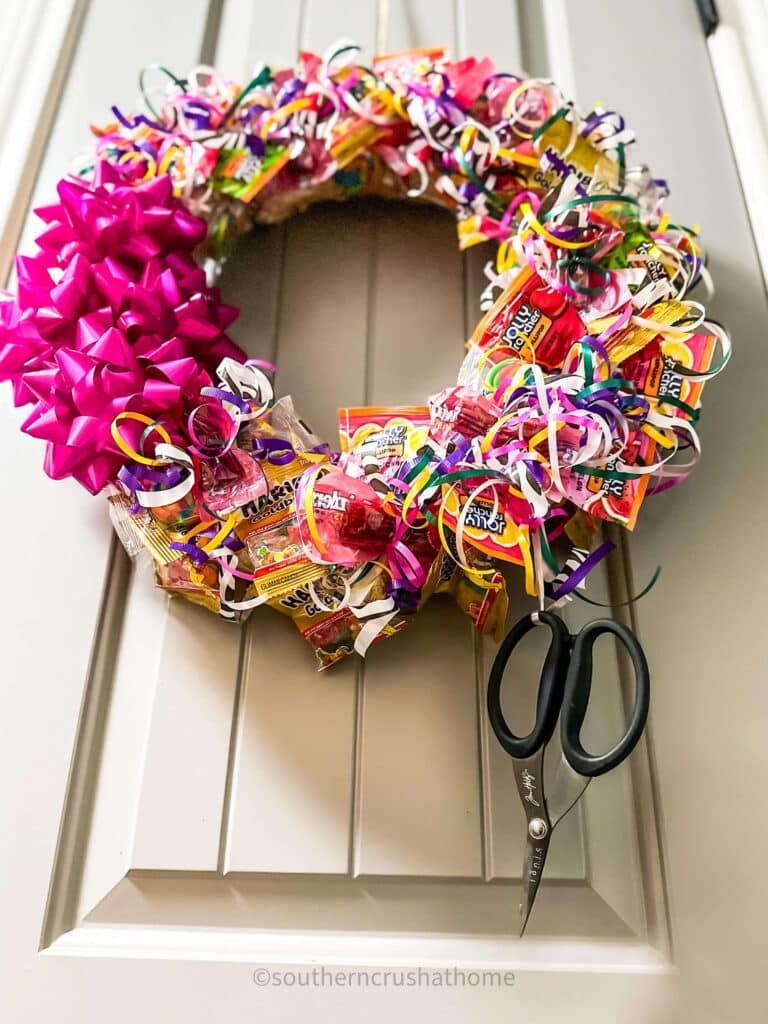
[0, 43, 729, 669]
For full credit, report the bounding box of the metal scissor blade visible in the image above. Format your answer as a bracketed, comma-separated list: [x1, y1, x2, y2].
[546, 752, 591, 829]
[519, 831, 551, 936]
[511, 749, 551, 936]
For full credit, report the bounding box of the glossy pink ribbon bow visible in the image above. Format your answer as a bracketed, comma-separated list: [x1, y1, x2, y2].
[0, 162, 245, 493]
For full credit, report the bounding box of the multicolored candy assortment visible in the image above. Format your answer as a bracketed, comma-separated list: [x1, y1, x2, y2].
[0, 43, 730, 668]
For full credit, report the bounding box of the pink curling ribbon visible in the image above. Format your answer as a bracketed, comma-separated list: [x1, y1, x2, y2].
[0, 162, 245, 493]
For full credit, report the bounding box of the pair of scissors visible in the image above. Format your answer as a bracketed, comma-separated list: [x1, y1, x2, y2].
[487, 610, 650, 935]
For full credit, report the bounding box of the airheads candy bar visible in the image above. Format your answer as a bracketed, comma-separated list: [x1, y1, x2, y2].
[470, 265, 587, 370]
[622, 332, 717, 416]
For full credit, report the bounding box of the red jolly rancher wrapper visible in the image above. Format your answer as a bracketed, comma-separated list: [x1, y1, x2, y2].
[621, 332, 717, 416]
[470, 265, 587, 370]
[559, 429, 657, 529]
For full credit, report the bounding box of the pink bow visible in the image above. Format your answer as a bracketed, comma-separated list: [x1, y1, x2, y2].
[0, 162, 245, 493]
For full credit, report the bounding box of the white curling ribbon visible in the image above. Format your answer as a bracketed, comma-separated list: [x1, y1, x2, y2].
[406, 97, 458, 154]
[347, 571, 399, 658]
[661, 320, 732, 380]
[133, 443, 195, 508]
[645, 408, 701, 454]
[304, 82, 341, 138]
[307, 571, 354, 614]
[480, 258, 519, 310]
[546, 401, 567, 499]
[592, 128, 634, 153]
[340, 77, 400, 128]
[321, 38, 358, 77]
[405, 148, 430, 198]
[630, 299, 706, 338]
[517, 461, 550, 520]
[524, 363, 551, 415]
[632, 277, 672, 310]
[216, 356, 274, 417]
[461, 120, 500, 176]
[352, 610, 399, 657]
[438, 175, 466, 205]
[208, 547, 269, 617]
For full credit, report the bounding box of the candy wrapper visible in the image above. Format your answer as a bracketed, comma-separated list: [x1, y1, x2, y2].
[295, 468, 396, 566]
[269, 565, 407, 670]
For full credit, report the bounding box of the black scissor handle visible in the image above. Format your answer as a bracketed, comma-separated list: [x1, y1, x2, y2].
[487, 611, 571, 760]
[561, 619, 650, 778]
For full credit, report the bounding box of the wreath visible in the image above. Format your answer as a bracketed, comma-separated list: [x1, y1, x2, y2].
[0, 42, 730, 671]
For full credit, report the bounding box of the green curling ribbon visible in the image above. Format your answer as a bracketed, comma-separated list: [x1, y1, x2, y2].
[221, 66, 272, 125]
[571, 463, 642, 482]
[139, 64, 188, 121]
[576, 377, 635, 402]
[575, 564, 661, 607]
[531, 104, 570, 142]
[555, 255, 611, 296]
[543, 193, 639, 222]
[454, 148, 506, 214]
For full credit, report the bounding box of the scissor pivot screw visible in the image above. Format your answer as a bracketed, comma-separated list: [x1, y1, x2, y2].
[528, 818, 548, 840]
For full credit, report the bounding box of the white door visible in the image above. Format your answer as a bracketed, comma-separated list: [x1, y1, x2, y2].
[1, 1, 765, 1021]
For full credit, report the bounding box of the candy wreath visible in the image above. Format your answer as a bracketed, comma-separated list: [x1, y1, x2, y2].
[0, 42, 730, 671]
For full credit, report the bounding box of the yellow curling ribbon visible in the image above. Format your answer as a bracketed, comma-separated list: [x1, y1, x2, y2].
[497, 147, 540, 167]
[111, 412, 172, 465]
[259, 97, 313, 138]
[641, 424, 676, 449]
[391, 92, 409, 120]
[201, 515, 238, 553]
[459, 124, 479, 153]
[158, 145, 185, 176]
[520, 203, 596, 251]
[118, 149, 158, 182]
[529, 424, 563, 450]
[496, 239, 518, 273]
[400, 466, 434, 526]
[480, 409, 526, 453]
[177, 515, 237, 553]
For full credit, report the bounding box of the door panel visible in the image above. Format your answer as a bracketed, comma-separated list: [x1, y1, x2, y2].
[44, 0, 618, 939]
